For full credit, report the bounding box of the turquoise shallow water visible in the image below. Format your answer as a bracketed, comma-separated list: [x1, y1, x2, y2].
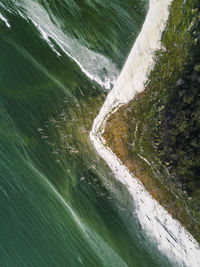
[0, 0, 173, 266]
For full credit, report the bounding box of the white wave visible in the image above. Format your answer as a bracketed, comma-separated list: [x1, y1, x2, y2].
[12, 0, 118, 89]
[0, 12, 11, 28]
[90, 0, 200, 266]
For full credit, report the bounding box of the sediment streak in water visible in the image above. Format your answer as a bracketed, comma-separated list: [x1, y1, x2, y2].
[90, 0, 200, 266]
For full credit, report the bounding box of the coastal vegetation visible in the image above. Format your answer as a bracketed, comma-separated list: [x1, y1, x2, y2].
[104, 0, 200, 242]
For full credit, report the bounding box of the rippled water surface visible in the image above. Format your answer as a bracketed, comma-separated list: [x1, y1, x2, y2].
[0, 0, 174, 266]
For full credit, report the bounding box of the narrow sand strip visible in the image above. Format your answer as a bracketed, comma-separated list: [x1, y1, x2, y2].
[90, 0, 200, 266]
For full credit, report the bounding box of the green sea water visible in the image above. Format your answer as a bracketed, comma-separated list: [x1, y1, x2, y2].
[0, 0, 173, 266]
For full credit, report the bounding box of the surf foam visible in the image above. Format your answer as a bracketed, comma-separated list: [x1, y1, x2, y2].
[0, 12, 11, 28]
[90, 0, 200, 266]
[8, 0, 118, 89]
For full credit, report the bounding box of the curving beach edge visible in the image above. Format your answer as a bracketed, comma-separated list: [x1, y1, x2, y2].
[90, 0, 200, 266]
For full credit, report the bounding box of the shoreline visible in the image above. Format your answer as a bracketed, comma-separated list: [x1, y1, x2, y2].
[90, 0, 200, 266]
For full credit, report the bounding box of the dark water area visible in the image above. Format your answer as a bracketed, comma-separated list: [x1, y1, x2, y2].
[0, 0, 173, 266]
